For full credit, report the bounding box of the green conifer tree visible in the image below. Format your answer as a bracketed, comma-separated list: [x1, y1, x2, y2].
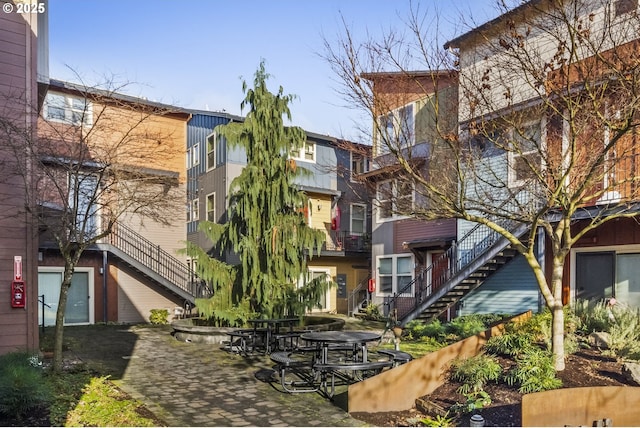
[187, 62, 328, 323]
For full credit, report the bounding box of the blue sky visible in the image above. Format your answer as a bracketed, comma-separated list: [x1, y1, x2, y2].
[49, 0, 499, 142]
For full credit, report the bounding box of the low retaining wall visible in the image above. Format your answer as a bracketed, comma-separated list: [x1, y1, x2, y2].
[522, 386, 640, 426]
[347, 311, 532, 413]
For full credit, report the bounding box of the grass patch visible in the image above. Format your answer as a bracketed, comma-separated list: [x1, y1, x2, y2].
[63, 376, 159, 427]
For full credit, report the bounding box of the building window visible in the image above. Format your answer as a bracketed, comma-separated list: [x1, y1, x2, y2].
[68, 172, 99, 237]
[192, 143, 200, 167]
[206, 192, 215, 222]
[376, 103, 414, 156]
[206, 133, 216, 170]
[191, 199, 199, 221]
[376, 179, 414, 221]
[44, 92, 93, 126]
[350, 152, 370, 181]
[291, 141, 316, 163]
[509, 122, 541, 187]
[350, 203, 366, 235]
[377, 254, 414, 295]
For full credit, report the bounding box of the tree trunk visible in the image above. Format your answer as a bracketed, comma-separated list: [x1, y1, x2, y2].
[52, 261, 75, 373]
[550, 257, 566, 371]
[551, 302, 565, 371]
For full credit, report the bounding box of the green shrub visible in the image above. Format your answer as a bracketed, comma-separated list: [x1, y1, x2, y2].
[573, 299, 612, 334]
[607, 305, 640, 358]
[364, 303, 382, 320]
[446, 315, 487, 340]
[450, 390, 492, 414]
[0, 352, 50, 421]
[517, 310, 552, 347]
[405, 319, 445, 340]
[505, 347, 562, 393]
[484, 331, 535, 357]
[418, 413, 455, 427]
[449, 354, 502, 394]
[149, 308, 169, 325]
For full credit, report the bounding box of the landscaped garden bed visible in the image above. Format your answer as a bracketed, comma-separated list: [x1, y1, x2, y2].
[353, 300, 640, 426]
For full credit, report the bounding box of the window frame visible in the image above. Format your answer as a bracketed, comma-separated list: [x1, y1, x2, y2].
[350, 203, 366, 236]
[350, 151, 370, 181]
[191, 199, 199, 221]
[508, 121, 542, 188]
[376, 179, 414, 222]
[192, 143, 200, 167]
[206, 192, 216, 222]
[290, 140, 316, 163]
[376, 102, 415, 156]
[376, 254, 415, 296]
[206, 132, 216, 170]
[44, 91, 93, 127]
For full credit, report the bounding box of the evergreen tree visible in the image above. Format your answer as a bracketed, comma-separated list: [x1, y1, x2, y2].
[187, 63, 328, 322]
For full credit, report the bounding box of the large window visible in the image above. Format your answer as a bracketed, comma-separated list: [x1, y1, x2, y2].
[291, 141, 316, 163]
[350, 203, 366, 235]
[377, 254, 414, 295]
[69, 173, 99, 237]
[206, 133, 216, 170]
[206, 192, 216, 222]
[509, 122, 541, 186]
[192, 143, 200, 167]
[350, 152, 370, 181]
[377, 103, 414, 155]
[190, 199, 199, 221]
[44, 92, 92, 126]
[376, 179, 414, 221]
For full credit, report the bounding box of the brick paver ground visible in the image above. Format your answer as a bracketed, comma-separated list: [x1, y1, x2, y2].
[76, 326, 367, 427]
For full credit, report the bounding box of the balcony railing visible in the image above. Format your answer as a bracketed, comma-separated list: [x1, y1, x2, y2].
[323, 231, 370, 253]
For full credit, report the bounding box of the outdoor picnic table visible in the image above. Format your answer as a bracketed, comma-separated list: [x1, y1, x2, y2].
[299, 330, 381, 364]
[248, 317, 299, 354]
[284, 330, 387, 397]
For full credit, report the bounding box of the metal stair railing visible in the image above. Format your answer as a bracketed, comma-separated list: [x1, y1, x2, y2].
[103, 223, 209, 300]
[386, 189, 538, 323]
[347, 277, 370, 317]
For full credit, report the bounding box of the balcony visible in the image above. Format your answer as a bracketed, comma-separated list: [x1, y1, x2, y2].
[322, 231, 370, 254]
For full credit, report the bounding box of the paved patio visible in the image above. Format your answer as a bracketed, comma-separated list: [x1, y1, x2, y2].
[67, 325, 367, 427]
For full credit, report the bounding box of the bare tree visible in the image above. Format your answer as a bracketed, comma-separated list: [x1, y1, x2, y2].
[0, 77, 185, 372]
[324, 0, 640, 370]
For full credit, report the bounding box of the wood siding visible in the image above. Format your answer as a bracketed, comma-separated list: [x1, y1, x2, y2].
[116, 264, 181, 324]
[0, 8, 39, 355]
[393, 218, 456, 254]
[459, 254, 540, 316]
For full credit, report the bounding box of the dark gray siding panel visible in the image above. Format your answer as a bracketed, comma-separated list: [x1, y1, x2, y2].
[294, 143, 337, 190]
[458, 255, 540, 316]
[186, 113, 232, 234]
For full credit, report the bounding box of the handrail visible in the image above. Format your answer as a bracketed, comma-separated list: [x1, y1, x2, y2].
[103, 223, 211, 300]
[385, 188, 537, 322]
[347, 277, 369, 317]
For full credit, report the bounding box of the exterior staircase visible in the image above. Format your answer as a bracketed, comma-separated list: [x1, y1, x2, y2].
[385, 220, 530, 326]
[95, 223, 211, 305]
[347, 277, 371, 317]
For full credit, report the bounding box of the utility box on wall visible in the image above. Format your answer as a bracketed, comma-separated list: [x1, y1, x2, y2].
[336, 274, 347, 298]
